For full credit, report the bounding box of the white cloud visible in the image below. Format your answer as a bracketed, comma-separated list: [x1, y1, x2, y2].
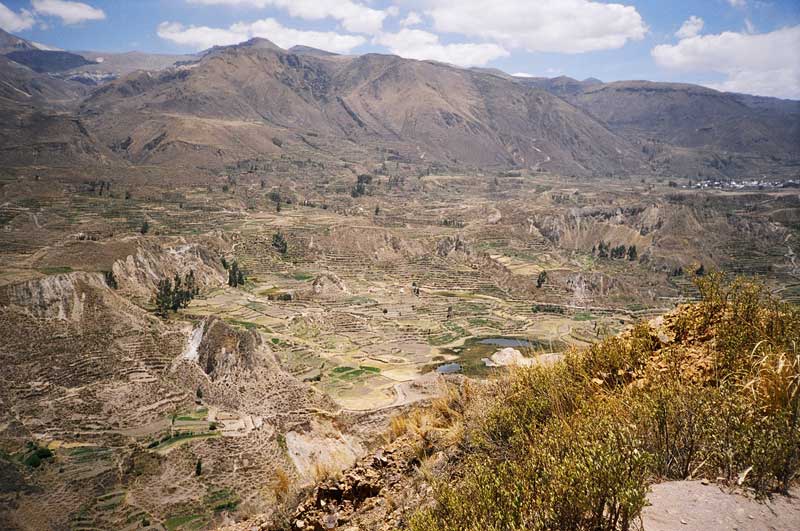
[512, 72, 534, 77]
[400, 11, 423, 28]
[31, 0, 105, 25]
[375, 28, 508, 67]
[727, 0, 746, 8]
[418, 0, 647, 54]
[676, 16, 703, 39]
[187, 0, 387, 34]
[0, 2, 35, 31]
[158, 19, 366, 53]
[652, 25, 800, 99]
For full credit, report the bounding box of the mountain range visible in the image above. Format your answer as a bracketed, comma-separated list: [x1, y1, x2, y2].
[1, 28, 798, 178]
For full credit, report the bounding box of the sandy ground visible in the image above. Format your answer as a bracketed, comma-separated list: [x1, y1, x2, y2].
[642, 481, 800, 531]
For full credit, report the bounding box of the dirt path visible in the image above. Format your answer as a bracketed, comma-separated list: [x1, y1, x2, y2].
[642, 481, 800, 531]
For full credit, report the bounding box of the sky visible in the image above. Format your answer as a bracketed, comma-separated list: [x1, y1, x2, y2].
[1, 0, 799, 99]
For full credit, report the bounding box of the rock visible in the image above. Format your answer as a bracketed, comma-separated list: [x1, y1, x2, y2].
[435, 235, 469, 257]
[195, 316, 263, 379]
[0, 271, 105, 321]
[311, 273, 350, 298]
[482, 347, 535, 367]
[323, 514, 338, 529]
[373, 449, 389, 468]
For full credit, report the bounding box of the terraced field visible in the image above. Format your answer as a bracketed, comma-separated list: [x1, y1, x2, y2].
[1, 169, 797, 530]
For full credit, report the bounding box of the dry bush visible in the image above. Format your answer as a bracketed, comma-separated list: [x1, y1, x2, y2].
[312, 461, 340, 483]
[387, 382, 469, 454]
[409, 274, 800, 530]
[411, 397, 651, 531]
[272, 467, 291, 502]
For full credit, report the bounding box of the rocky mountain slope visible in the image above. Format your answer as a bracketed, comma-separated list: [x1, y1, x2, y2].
[5, 49, 95, 74]
[0, 30, 798, 178]
[562, 80, 800, 159]
[78, 38, 642, 176]
[0, 28, 38, 54]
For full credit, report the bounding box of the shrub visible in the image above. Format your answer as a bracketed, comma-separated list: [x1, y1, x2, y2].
[272, 232, 288, 255]
[227, 261, 246, 287]
[409, 273, 800, 530]
[273, 468, 290, 502]
[412, 399, 651, 531]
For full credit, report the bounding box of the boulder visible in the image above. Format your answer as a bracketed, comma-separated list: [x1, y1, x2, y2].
[482, 347, 535, 367]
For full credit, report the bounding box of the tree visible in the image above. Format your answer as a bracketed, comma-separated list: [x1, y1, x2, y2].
[228, 261, 246, 287]
[610, 245, 627, 259]
[195, 458, 202, 476]
[140, 220, 150, 235]
[171, 274, 184, 311]
[272, 232, 288, 255]
[104, 270, 118, 289]
[537, 270, 548, 288]
[351, 174, 373, 197]
[627, 245, 638, 261]
[155, 272, 199, 317]
[374, 204, 381, 216]
[155, 279, 173, 318]
[185, 270, 198, 299]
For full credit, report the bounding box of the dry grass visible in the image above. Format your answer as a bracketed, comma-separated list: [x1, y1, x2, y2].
[272, 468, 290, 503]
[312, 461, 341, 483]
[409, 274, 800, 530]
[386, 382, 469, 459]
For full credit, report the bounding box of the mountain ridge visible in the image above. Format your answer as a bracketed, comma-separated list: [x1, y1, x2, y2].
[0, 29, 797, 178]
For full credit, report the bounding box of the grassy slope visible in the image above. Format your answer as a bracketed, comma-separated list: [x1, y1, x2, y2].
[402, 273, 799, 530]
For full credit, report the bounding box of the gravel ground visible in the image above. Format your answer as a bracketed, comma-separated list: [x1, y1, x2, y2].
[643, 480, 800, 531]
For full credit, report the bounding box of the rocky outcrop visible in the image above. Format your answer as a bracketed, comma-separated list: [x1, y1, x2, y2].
[435, 235, 470, 257]
[309, 273, 350, 299]
[0, 271, 106, 320]
[111, 239, 225, 299]
[194, 317, 261, 380]
[482, 347, 534, 368]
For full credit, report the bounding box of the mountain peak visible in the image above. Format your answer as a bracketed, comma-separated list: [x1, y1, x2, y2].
[238, 37, 283, 51]
[288, 45, 338, 57]
[0, 27, 38, 54]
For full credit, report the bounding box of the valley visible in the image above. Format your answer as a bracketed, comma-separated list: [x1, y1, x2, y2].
[0, 23, 797, 531]
[1, 162, 798, 529]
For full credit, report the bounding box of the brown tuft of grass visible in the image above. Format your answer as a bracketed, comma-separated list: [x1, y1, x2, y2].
[312, 461, 340, 483]
[272, 467, 291, 503]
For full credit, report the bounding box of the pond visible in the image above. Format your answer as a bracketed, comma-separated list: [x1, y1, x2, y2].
[478, 337, 544, 348]
[427, 336, 568, 377]
[436, 362, 463, 374]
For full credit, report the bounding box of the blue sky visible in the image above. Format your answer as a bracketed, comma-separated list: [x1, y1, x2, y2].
[1, 0, 799, 98]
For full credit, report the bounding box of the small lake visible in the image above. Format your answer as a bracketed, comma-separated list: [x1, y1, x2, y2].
[428, 336, 568, 377]
[478, 337, 537, 348]
[436, 362, 462, 374]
